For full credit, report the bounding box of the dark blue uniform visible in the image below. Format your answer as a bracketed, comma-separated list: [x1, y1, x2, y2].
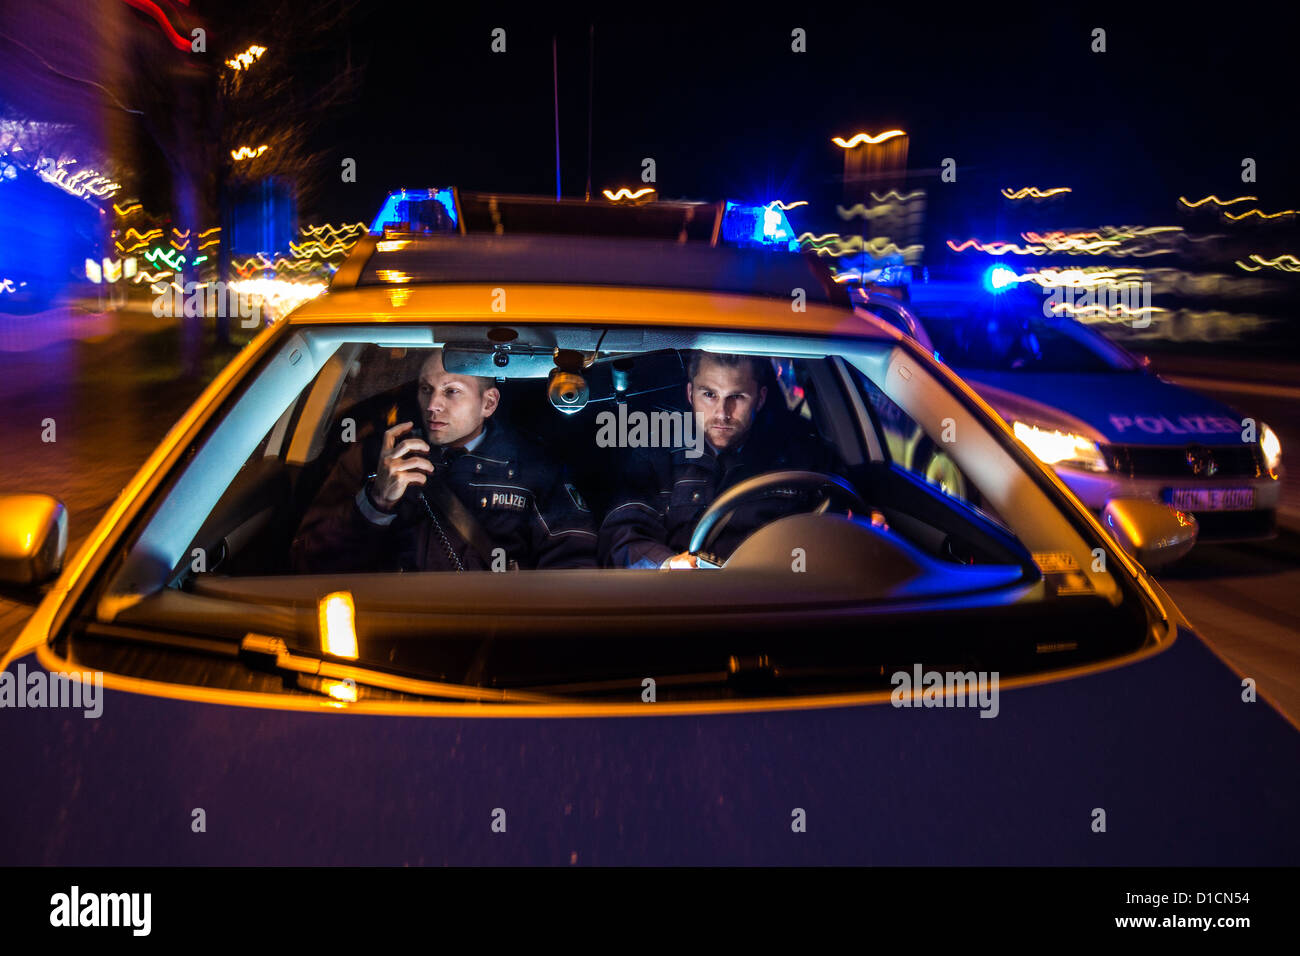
[598, 413, 845, 568]
[291, 416, 597, 572]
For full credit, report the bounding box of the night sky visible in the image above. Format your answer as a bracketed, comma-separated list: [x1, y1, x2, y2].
[2, 1, 1294, 306]
[306, 7, 1297, 231]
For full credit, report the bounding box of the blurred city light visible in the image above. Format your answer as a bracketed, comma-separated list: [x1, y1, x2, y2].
[225, 45, 267, 72]
[230, 145, 270, 162]
[1000, 187, 1071, 199]
[602, 187, 655, 201]
[227, 277, 328, 319]
[983, 264, 1017, 292]
[1178, 195, 1256, 208]
[832, 130, 906, 147]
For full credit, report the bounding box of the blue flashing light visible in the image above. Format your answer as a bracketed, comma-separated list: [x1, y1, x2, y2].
[984, 264, 1016, 293]
[370, 188, 458, 234]
[721, 201, 798, 251]
[0, 163, 99, 313]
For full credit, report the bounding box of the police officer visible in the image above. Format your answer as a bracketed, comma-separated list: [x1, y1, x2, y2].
[291, 349, 597, 572]
[599, 351, 845, 569]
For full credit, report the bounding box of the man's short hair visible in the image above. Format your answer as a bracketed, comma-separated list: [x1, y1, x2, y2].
[686, 350, 770, 385]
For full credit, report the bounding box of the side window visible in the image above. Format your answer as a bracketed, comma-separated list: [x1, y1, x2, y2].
[848, 365, 975, 506]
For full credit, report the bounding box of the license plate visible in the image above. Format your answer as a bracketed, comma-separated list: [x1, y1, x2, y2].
[1167, 487, 1255, 511]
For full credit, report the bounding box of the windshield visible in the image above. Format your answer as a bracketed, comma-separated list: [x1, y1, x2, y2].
[68, 318, 1154, 705]
[914, 291, 1139, 373]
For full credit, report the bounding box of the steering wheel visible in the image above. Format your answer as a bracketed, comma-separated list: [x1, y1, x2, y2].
[688, 470, 869, 560]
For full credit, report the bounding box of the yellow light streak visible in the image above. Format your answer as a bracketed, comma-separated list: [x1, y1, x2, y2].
[230, 145, 269, 161]
[602, 187, 655, 201]
[1001, 187, 1071, 199]
[832, 130, 906, 147]
[299, 222, 367, 239]
[946, 239, 1048, 256]
[231, 254, 319, 276]
[871, 189, 924, 202]
[836, 203, 893, 221]
[799, 233, 924, 259]
[1235, 254, 1300, 273]
[290, 239, 356, 257]
[1178, 195, 1256, 208]
[1224, 207, 1297, 221]
[225, 45, 267, 71]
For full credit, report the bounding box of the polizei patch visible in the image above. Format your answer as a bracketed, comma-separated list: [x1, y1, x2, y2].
[490, 491, 528, 511]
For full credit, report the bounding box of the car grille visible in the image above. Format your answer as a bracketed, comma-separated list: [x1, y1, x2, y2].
[1101, 443, 1265, 479]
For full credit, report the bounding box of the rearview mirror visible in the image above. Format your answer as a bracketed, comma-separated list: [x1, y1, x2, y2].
[1101, 497, 1197, 570]
[0, 494, 68, 586]
[441, 344, 557, 378]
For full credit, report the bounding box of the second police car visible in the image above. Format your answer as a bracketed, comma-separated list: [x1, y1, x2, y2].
[854, 275, 1282, 558]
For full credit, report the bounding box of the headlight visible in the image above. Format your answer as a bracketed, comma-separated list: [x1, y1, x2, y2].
[1012, 420, 1108, 472]
[1261, 423, 1282, 474]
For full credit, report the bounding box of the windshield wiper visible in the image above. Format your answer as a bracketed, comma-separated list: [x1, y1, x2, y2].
[75, 621, 568, 704]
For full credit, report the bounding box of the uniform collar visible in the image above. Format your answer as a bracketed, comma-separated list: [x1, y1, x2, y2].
[706, 437, 746, 459]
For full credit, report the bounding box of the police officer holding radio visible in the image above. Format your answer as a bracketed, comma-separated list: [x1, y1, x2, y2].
[291, 349, 597, 572]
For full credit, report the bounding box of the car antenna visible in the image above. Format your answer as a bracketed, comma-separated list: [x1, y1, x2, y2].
[585, 23, 594, 202]
[553, 34, 562, 201]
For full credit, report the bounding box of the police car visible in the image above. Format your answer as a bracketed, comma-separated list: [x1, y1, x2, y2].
[855, 277, 1283, 550]
[1, 192, 1296, 865]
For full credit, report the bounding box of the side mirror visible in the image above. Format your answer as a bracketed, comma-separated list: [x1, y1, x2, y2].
[1101, 497, 1197, 570]
[0, 494, 68, 586]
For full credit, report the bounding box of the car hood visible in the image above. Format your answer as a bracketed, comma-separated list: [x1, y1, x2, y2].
[962, 370, 1246, 446]
[2, 628, 1298, 865]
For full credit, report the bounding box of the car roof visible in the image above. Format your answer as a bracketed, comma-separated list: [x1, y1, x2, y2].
[288, 282, 896, 342]
[334, 233, 849, 307]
